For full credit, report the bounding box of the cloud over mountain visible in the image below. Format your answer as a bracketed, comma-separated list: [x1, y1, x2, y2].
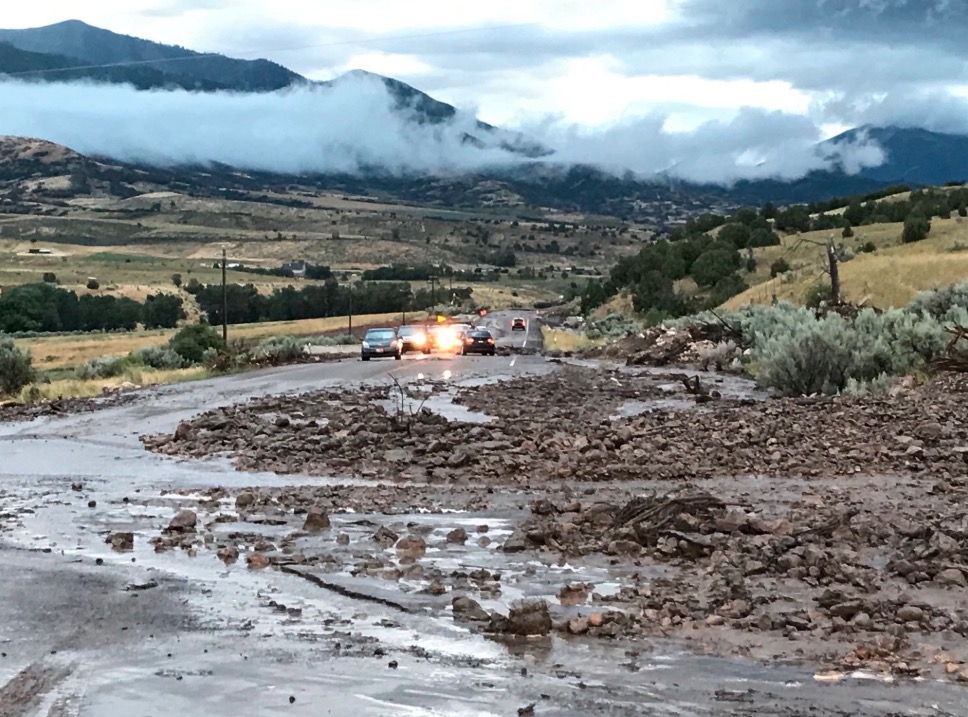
[0, 73, 887, 184]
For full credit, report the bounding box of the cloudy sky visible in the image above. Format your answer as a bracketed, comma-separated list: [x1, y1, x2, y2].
[1, 0, 966, 181]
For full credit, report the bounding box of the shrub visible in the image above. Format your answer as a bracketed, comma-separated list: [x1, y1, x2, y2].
[860, 241, 877, 253]
[86, 278, 100, 290]
[135, 346, 189, 370]
[171, 273, 182, 288]
[254, 336, 308, 363]
[169, 324, 224, 364]
[74, 355, 132, 380]
[310, 333, 355, 346]
[804, 282, 833, 309]
[908, 281, 968, 320]
[0, 338, 34, 395]
[769, 258, 791, 278]
[42, 272, 57, 284]
[902, 211, 931, 243]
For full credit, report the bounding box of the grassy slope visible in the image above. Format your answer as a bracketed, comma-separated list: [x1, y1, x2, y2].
[722, 216, 968, 310]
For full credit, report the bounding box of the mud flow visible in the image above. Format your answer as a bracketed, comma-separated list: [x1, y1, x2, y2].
[2, 358, 968, 716]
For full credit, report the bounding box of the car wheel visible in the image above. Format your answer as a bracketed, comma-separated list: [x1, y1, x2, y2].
[423, 348, 431, 355]
[489, 351, 496, 356]
[395, 352, 402, 360]
[362, 355, 370, 362]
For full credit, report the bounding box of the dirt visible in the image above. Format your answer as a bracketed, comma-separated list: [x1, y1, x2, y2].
[132, 363, 968, 683]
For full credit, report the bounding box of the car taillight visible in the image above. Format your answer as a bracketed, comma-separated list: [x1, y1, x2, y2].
[487, 338, 494, 343]
[464, 337, 473, 344]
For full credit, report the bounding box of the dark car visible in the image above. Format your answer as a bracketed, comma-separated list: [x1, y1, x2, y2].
[361, 328, 401, 361]
[455, 327, 496, 356]
[511, 317, 526, 331]
[397, 324, 431, 354]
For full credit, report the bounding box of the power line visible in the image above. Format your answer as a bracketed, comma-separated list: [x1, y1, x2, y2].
[2, 22, 540, 78]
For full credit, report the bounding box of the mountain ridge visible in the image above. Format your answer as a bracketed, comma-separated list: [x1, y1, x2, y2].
[1, 21, 968, 206]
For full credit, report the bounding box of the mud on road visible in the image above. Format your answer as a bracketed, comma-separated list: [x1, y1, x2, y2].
[4, 355, 968, 716]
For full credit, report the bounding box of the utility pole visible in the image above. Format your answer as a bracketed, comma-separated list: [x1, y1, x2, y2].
[221, 246, 227, 343]
[348, 288, 353, 338]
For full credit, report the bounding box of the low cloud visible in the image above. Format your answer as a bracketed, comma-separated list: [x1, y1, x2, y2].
[0, 74, 887, 184]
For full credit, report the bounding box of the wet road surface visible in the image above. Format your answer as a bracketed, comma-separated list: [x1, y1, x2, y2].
[1, 354, 966, 716]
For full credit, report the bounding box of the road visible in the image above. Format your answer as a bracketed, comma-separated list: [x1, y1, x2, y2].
[0, 355, 964, 716]
[476, 310, 544, 351]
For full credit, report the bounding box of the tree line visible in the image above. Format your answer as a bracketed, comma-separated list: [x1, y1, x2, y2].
[0, 283, 184, 334]
[187, 278, 473, 325]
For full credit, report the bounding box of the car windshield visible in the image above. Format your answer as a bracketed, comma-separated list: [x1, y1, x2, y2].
[398, 326, 421, 336]
[469, 329, 492, 337]
[365, 330, 395, 340]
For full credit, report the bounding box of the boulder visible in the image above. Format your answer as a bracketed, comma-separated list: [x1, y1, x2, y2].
[302, 510, 331, 533]
[166, 509, 197, 533]
[105, 532, 134, 552]
[395, 536, 427, 561]
[452, 596, 490, 622]
[504, 600, 553, 637]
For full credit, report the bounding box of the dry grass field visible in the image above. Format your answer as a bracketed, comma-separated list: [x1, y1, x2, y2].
[724, 216, 968, 310]
[16, 312, 411, 369]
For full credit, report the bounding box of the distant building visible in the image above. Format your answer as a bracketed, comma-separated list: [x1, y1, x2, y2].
[282, 261, 308, 277]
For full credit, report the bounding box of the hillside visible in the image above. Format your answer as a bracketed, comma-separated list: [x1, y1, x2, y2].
[722, 216, 968, 310]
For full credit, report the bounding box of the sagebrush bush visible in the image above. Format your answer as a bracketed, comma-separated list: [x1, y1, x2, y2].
[674, 293, 960, 396]
[0, 337, 34, 395]
[255, 336, 308, 363]
[907, 281, 968, 320]
[310, 334, 355, 346]
[74, 355, 132, 381]
[169, 324, 224, 364]
[135, 346, 189, 370]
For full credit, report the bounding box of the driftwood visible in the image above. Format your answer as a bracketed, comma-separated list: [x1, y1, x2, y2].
[614, 491, 725, 534]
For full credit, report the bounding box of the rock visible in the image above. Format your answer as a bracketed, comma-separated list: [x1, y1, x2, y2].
[373, 526, 399, 548]
[105, 532, 134, 552]
[755, 614, 774, 631]
[557, 583, 591, 606]
[829, 601, 863, 621]
[217, 546, 239, 564]
[588, 613, 604, 628]
[958, 667, 968, 683]
[936, 568, 967, 588]
[395, 536, 427, 561]
[424, 579, 447, 596]
[166, 509, 197, 533]
[302, 510, 331, 533]
[235, 492, 255, 510]
[478, 536, 492, 548]
[531, 498, 558, 516]
[607, 539, 642, 557]
[275, 415, 290, 428]
[502, 529, 529, 553]
[336, 533, 350, 546]
[246, 553, 271, 570]
[706, 615, 726, 627]
[174, 422, 194, 441]
[851, 612, 873, 630]
[504, 600, 552, 637]
[452, 596, 490, 622]
[897, 605, 924, 623]
[567, 617, 589, 635]
[446, 527, 468, 545]
[918, 421, 944, 442]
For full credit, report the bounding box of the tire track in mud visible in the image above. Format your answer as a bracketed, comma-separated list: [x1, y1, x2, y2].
[0, 662, 72, 717]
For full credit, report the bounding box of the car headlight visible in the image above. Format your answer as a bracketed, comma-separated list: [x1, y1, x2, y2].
[413, 333, 426, 346]
[362, 341, 370, 348]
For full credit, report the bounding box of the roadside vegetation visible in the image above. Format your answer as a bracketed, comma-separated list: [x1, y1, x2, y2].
[672, 281, 968, 396]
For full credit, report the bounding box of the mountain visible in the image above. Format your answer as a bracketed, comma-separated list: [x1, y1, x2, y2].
[823, 126, 968, 186]
[0, 20, 550, 157]
[0, 19, 300, 91]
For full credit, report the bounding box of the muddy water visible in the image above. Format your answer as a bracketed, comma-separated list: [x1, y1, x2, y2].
[1, 357, 965, 716]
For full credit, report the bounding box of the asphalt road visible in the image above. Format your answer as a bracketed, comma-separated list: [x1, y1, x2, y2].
[476, 310, 544, 350]
[1, 355, 965, 716]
